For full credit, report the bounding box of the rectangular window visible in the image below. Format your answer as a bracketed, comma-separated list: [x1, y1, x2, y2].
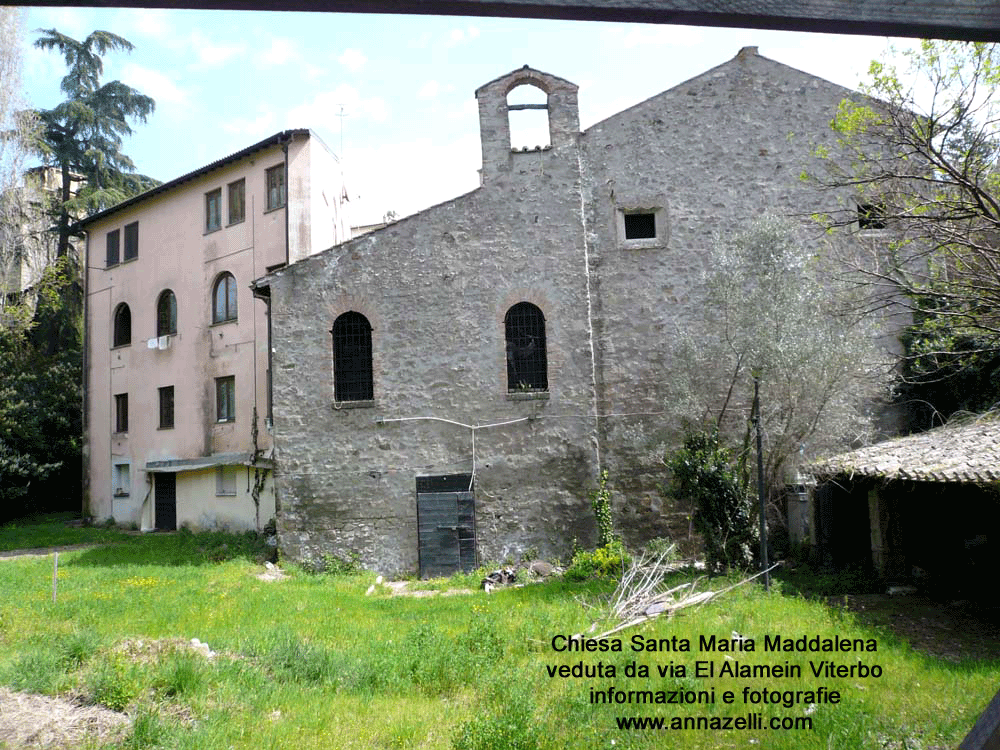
[106, 229, 120, 267]
[114, 393, 128, 433]
[158, 385, 174, 429]
[123, 221, 139, 260]
[266, 164, 285, 211]
[228, 179, 245, 225]
[858, 203, 887, 230]
[215, 465, 237, 496]
[205, 188, 222, 232]
[113, 463, 130, 497]
[624, 212, 656, 240]
[216, 376, 235, 423]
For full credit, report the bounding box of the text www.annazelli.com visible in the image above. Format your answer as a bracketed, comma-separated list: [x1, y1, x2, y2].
[615, 715, 814, 731]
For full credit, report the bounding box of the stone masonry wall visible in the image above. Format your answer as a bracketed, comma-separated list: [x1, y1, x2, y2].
[270, 69, 601, 573]
[582, 47, 874, 544]
[268, 51, 887, 574]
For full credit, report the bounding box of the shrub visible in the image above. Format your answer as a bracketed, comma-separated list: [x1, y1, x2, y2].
[57, 629, 101, 668]
[87, 657, 140, 711]
[564, 538, 631, 581]
[3, 648, 67, 695]
[452, 685, 540, 750]
[247, 629, 338, 685]
[300, 550, 363, 574]
[154, 654, 203, 697]
[123, 710, 165, 749]
[642, 536, 677, 562]
[667, 429, 757, 574]
[592, 470, 614, 548]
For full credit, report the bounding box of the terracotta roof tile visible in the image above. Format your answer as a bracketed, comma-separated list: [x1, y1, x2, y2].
[809, 415, 1000, 483]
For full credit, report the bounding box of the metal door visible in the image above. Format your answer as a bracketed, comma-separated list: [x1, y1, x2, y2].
[155, 472, 177, 531]
[416, 477, 476, 578]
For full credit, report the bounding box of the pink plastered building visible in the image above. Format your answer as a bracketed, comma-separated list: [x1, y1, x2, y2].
[82, 130, 349, 531]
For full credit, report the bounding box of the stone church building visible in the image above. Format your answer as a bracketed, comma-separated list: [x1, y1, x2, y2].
[256, 47, 874, 575]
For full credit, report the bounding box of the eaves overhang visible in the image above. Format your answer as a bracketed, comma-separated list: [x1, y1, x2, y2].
[78, 129, 310, 229]
[145, 451, 274, 473]
[809, 416, 1000, 484]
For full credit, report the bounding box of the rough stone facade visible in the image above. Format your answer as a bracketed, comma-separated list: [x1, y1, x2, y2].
[262, 49, 877, 575]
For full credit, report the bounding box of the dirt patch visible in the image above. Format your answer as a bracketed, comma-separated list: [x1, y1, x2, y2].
[380, 580, 474, 597]
[829, 594, 1000, 662]
[255, 562, 288, 582]
[114, 636, 218, 663]
[0, 688, 130, 749]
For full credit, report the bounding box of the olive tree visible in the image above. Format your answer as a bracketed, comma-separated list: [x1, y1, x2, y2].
[664, 215, 891, 499]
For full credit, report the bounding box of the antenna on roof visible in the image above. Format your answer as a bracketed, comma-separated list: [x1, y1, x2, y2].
[335, 104, 348, 203]
[334, 104, 347, 159]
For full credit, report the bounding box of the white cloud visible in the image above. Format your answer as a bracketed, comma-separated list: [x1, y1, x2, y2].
[286, 85, 388, 131]
[121, 63, 187, 105]
[262, 37, 298, 66]
[417, 80, 440, 99]
[449, 98, 479, 120]
[111, 8, 173, 40]
[222, 109, 277, 137]
[446, 26, 481, 47]
[345, 133, 481, 224]
[338, 48, 367, 72]
[28, 7, 92, 42]
[188, 29, 246, 69]
[258, 36, 324, 79]
[23, 44, 67, 97]
[764, 35, 903, 91]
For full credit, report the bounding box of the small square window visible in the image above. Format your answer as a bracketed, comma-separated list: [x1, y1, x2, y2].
[228, 179, 245, 225]
[106, 229, 120, 267]
[206, 188, 222, 232]
[123, 222, 138, 261]
[266, 165, 285, 211]
[216, 376, 235, 423]
[624, 212, 656, 240]
[158, 385, 174, 429]
[858, 203, 887, 230]
[114, 393, 128, 433]
[216, 465, 237, 496]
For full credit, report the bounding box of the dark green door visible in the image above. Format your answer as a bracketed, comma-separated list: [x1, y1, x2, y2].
[416, 475, 476, 578]
[155, 473, 177, 531]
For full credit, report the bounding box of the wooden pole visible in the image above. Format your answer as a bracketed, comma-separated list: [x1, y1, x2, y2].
[753, 376, 770, 591]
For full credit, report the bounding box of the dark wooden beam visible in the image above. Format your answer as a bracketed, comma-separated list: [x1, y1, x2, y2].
[960, 687, 1000, 750]
[21, 0, 1000, 42]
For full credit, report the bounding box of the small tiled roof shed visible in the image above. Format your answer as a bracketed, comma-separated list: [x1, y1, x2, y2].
[807, 417, 1000, 582]
[811, 417, 1000, 484]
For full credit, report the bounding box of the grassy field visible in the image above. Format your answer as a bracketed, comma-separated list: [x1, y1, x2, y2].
[0, 523, 996, 749]
[0, 514, 132, 552]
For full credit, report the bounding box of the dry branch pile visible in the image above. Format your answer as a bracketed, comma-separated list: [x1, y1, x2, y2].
[577, 555, 780, 641]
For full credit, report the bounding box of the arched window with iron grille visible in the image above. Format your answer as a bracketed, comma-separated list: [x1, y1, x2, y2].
[331, 311, 373, 402]
[505, 302, 547, 391]
[112, 303, 131, 347]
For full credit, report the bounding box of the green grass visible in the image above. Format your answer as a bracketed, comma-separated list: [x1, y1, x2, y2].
[0, 512, 130, 551]
[0, 525, 996, 749]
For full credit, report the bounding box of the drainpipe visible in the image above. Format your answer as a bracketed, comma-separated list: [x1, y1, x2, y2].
[281, 132, 291, 267]
[251, 283, 274, 428]
[81, 229, 91, 520]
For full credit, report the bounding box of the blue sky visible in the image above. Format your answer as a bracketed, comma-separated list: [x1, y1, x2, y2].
[21, 7, 910, 225]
